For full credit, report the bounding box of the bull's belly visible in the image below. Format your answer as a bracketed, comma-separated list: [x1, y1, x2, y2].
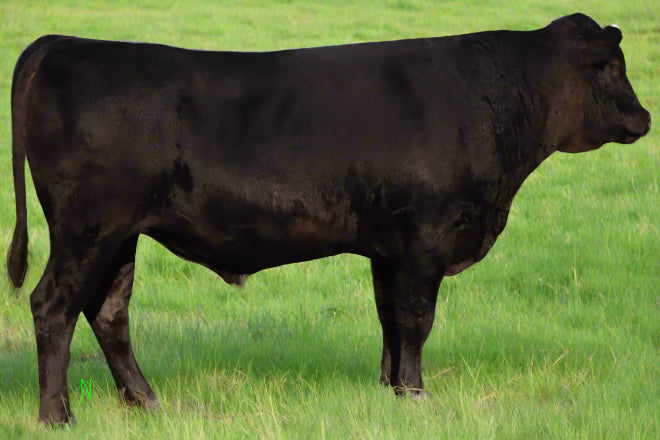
[143, 216, 355, 280]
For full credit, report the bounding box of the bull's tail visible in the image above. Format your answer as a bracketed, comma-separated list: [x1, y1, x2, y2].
[7, 35, 65, 288]
[7, 46, 31, 288]
[7, 118, 28, 288]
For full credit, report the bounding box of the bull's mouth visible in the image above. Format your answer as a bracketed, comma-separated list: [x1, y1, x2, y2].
[621, 112, 652, 144]
[621, 132, 642, 144]
[621, 125, 650, 144]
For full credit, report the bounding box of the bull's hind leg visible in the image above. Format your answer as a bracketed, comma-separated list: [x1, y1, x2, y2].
[31, 231, 140, 425]
[30, 257, 81, 425]
[370, 254, 443, 395]
[82, 235, 157, 408]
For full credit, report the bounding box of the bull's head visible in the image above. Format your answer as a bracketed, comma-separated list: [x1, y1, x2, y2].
[546, 13, 651, 153]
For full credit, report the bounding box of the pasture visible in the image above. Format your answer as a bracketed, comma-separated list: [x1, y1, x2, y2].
[1, 0, 658, 438]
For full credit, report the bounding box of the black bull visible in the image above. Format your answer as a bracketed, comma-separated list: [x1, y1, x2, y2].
[6, 13, 650, 425]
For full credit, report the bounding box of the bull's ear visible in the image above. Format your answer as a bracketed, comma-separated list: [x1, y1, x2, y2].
[583, 25, 622, 66]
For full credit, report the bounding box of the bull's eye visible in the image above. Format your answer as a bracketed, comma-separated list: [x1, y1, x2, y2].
[605, 60, 622, 77]
[453, 215, 471, 229]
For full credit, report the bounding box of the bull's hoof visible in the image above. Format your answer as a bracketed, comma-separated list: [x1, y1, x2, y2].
[410, 389, 428, 400]
[119, 387, 159, 409]
[379, 373, 390, 387]
[392, 385, 426, 398]
[39, 413, 76, 428]
[142, 394, 160, 409]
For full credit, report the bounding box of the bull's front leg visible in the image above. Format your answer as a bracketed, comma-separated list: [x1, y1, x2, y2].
[371, 260, 393, 386]
[370, 253, 443, 395]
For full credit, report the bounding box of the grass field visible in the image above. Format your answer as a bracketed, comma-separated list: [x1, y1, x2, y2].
[0, 0, 658, 438]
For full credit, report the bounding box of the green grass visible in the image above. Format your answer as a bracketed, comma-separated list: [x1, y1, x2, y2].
[1, 0, 658, 438]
